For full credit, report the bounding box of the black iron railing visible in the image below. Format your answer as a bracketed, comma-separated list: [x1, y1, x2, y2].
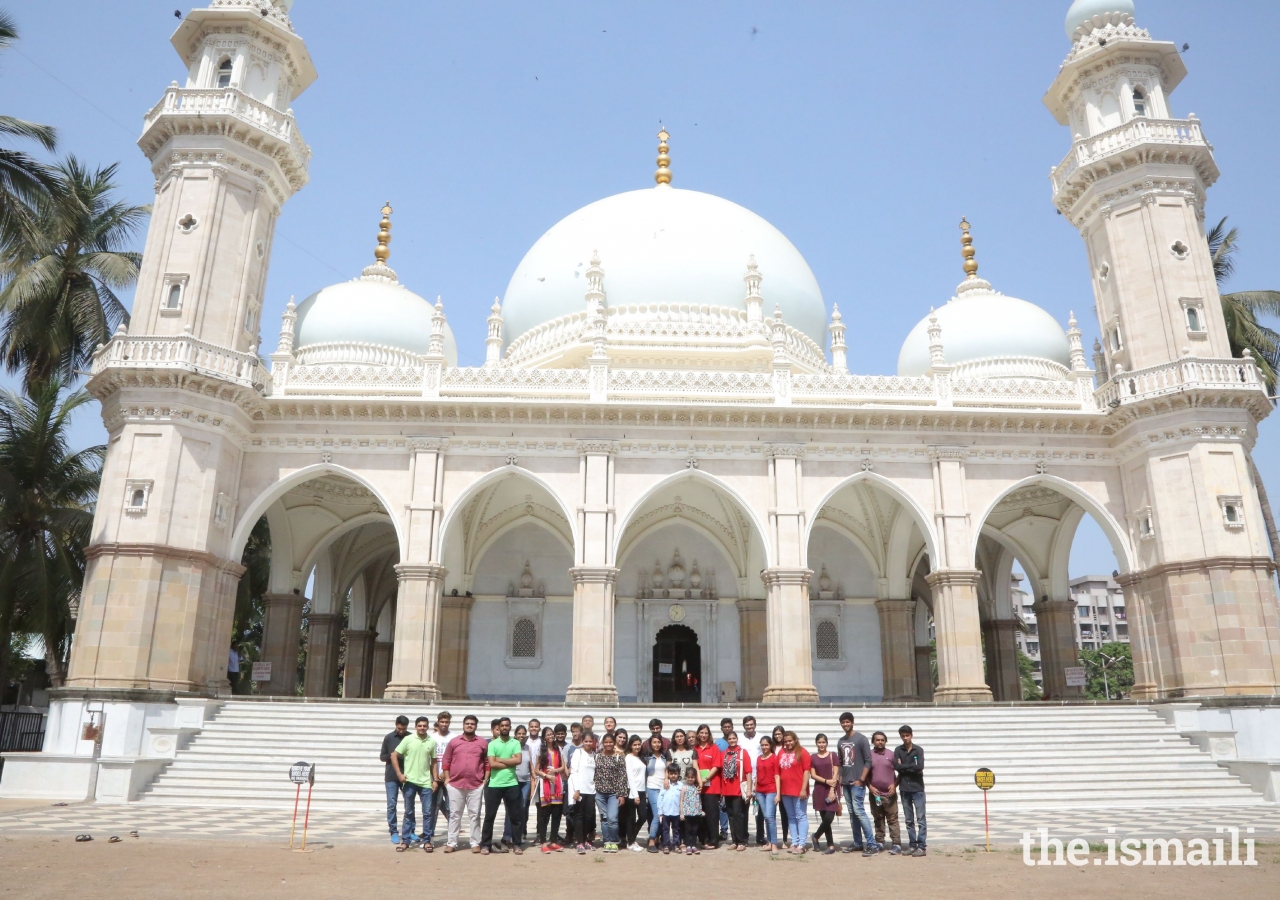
[0, 711, 46, 752]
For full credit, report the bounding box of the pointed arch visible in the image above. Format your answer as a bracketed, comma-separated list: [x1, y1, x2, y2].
[612, 468, 773, 570]
[436, 463, 579, 566]
[617, 512, 746, 583]
[803, 471, 939, 569]
[230, 463, 405, 565]
[468, 515, 575, 579]
[969, 474, 1133, 575]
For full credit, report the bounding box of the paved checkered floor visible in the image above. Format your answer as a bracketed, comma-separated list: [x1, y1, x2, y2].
[1, 802, 1278, 846]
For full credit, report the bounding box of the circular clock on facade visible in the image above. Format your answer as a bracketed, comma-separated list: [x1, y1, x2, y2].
[668, 604, 686, 622]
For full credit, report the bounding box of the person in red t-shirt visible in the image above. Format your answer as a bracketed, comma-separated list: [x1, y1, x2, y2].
[692, 724, 724, 849]
[753, 735, 781, 853]
[777, 731, 811, 854]
[719, 731, 754, 850]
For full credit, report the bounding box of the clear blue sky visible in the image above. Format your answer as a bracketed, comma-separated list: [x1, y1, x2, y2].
[3, 1, 1278, 579]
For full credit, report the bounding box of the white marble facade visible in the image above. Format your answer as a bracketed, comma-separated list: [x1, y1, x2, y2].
[56, 0, 1280, 724]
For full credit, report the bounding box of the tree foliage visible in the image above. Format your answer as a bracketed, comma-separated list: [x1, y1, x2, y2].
[1079, 642, 1134, 700]
[1017, 648, 1042, 701]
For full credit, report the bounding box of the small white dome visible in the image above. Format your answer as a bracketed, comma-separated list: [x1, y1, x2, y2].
[501, 185, 827, 348]
[1064, 0, 1136, 41]
[294, 277, 458, 367]
[897, 279, 1071, 377]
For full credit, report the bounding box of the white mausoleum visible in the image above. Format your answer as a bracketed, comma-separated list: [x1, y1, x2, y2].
[11, 0, 1279, 800]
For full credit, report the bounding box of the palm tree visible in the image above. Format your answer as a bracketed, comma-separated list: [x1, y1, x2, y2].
[0, 12, 59, 242]
[0, 157, 145, 391]
[1206, 217, 1280, 565]
[0, 378, 102, 694]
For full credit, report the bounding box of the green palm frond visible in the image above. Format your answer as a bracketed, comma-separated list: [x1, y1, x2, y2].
[0, 158, 146, 388]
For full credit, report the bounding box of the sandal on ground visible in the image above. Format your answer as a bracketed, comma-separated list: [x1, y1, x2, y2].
[443, 845, 456, 853]
[423, 843, 434, 852]
[512, 847, 523, 855]
[75, 835, 92, 843]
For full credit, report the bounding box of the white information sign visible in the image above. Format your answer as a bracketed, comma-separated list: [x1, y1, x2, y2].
[1064, 666, 1087, 687]
[251, 661, 273, 682]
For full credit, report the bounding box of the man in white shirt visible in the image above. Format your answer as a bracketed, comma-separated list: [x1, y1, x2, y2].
[739, 715, 764, 844]
[428, 711, 454, 844]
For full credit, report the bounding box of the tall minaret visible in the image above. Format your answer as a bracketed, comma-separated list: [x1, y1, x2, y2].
[1045, 0, 1226, 373]
[66, 1, 316, 699]
[1046, 1, 1280, 699]
[130, 0, 316, 352]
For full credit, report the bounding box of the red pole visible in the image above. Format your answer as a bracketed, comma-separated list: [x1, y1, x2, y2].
[289, 783, 301, 849]
[300, 782, 314, 850]
[983, 790, 990, 852]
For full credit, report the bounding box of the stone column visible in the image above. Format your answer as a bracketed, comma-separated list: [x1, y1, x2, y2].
[370, 641, 393, 698]
[566, 567, 620, 705]
[438, 595, 474, 699]
[735, 599, 767, 701]
[1033, 598, 1082, 700]
[385, 564, 447, 701]
[342, 629, 376, 698]
[1116, 576, 1158, 700]
[761, 568, 819, 704]
[875, 599, 917, 701]
[914, 646, 934, 700]
[67, 544, 244, 694]
[925, 570, 992, 702]
[982, 618, 1022, 701]
[303, 613, 342, 697]
[259, 591, 305, 696]
[567, 441, 619, 704]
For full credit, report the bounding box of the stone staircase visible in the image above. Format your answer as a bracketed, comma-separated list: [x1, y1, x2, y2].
[136, 701, 1267, 816]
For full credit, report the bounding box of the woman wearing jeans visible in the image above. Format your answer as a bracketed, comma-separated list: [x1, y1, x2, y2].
[777, 731, 811, 854]
[753, 735, 781, 852]
[592, 733, 629, 853]
[621, 735, 648, 851]
[643, 734, 670, 850]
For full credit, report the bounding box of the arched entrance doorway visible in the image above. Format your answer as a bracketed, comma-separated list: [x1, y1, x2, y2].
[653, 624, 701, 703]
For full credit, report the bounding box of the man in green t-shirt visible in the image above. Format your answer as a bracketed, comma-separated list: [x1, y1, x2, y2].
[480, 717, 525, 854]
[391, 716, 438, 851]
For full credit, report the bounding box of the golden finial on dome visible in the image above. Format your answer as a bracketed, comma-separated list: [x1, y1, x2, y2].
[959, 216, 979, 279]
[654, 127, 672, 185]
[374, 202, 393, 265]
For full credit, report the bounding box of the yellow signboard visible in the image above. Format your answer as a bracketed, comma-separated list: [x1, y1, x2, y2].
[974, 767, 995, 791]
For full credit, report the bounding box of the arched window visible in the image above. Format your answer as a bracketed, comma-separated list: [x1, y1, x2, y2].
[511, 617, 537, 658]
[1132, 88, 1147, 117]
[815, 620, 840, 660]
[167, 284, 182, 309]
[130, 488, 146, 508]
[1186, 306, 1202, 332]
[216, 58, 233, 89]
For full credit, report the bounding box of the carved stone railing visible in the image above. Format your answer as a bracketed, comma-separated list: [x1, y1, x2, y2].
[503, 302, 827, 371]
[294, 341, 424, 368]
[91, 333, 271, 392]
[1051, 117, 1210, 198]
[790, 373, 936, 406]
[1095, 356, 1264, 407]
[142, 86, 312, 174]
[948, 356, 1072, 381]
[608, 369, 774, 403]
[440, 366, 590, 399]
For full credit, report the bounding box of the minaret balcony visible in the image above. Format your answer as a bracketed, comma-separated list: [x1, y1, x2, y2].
[90, 332, 272, 395]
[1095, 355, 1268, 415]
[140, 85, 312, 192]
[1050, 116, 1218, 212]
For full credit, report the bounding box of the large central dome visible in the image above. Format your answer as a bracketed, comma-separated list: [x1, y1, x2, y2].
[500, 185, 827, 348]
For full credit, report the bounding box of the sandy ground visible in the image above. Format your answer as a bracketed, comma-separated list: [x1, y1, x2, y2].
[1, 835, 1276, 900]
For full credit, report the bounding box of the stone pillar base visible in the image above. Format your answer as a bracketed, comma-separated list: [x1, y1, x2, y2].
[933, 684, 994, 703]
[762, 684, 821, 705]
[384, 682, 442, 702]
[565, 684, 620, 706]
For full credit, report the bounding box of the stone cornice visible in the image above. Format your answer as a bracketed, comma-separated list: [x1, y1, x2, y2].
[85, 542, 246, 577]
[760, 567, 813, 587]
[924, 568, 982, 588]
[763, 443, 806, 459]
[1117, 555, 1278, 585]
[394, 563, 447, 581]
[576, 440, 620, 456]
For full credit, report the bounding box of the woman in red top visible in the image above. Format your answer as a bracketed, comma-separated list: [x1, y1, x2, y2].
[753, 735, 781, 853]
[692, 724, 724, 849]
[719, 731, 753, 851]
[777, 731, 811, 854]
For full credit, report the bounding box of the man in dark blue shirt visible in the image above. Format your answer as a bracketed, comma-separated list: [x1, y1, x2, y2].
[381, 715, 410, 845]
[894, 725, 926, 857]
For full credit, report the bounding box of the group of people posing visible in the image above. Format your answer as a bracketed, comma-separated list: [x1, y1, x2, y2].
[381, 711, 926, 858]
